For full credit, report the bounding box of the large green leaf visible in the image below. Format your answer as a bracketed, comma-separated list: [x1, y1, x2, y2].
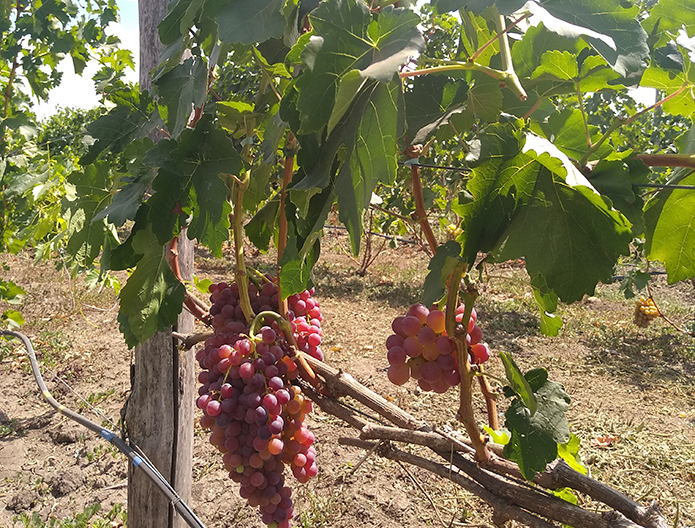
[117, 227, 185, 348]
[520, 0, 648, 82]
[645, 171, 695, 283]
[295, 1, 423, 133]
[92, 139, 157, 228]
[452, 121, 528, 265]
[216, 0, 285, 45]
[156, 57, 208, 139]
[159, 0, 205, 46]
[492, 140, 632, 303]
[643, 0, 695, 47]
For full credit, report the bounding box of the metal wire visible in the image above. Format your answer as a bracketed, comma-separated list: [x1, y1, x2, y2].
[0, 330, 207, 528]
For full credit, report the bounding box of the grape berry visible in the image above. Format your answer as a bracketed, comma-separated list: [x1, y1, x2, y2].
[198, 279, 323, 527]
[385, 303, 490, 393]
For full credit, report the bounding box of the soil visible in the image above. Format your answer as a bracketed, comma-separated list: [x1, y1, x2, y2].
[1, 232, 694, 528]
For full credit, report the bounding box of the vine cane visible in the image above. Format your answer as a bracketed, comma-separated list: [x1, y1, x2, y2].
[0, 330, 207, 528]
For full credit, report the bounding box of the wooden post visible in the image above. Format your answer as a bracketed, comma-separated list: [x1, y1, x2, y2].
[125, 1, 195, 527]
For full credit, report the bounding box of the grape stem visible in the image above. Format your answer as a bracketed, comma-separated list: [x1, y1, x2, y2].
[277, 134, 297, 319]
[232, 171, 255, 324]
[445, 263, 490, 462]
[249, 310, 330, 395]
[406, 144, 439, 256]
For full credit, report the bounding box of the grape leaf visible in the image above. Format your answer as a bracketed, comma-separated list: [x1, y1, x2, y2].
[503, 373, 571, 480]
[645, 171, 695, 283]
[159, 0, 205, 46]
[520, 0, 649, 82]
[216, 0, 285, 45]
[279, 186, 336, 298]
[92, 139, 157, 227]
[404, 75, 469, 144]
[530, 277, 562, 337]
[558, 433, 587, 475]
[156, 57, 208, 139]
[81, 89, 163, 165]
[643, 0, 695, 47]
[491, 135, 632, 303]
[63, 162, 119, 268]
[117, 227, 185, 348]
[245, 197, 280, 252]
[295, 1, 423, 134]
[499, 351, 537, 415]
[422, 240, 462, 307]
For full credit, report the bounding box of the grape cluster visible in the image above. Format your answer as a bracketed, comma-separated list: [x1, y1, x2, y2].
[634, 296, 659, 328]
[385, 303, 491, 393]
[198, 280, 321, 527]
[208, 280, 324, 361]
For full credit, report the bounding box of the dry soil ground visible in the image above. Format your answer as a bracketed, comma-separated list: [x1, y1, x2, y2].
[0, 232, 694, 528]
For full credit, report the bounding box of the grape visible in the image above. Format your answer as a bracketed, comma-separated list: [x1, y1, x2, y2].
[470, 343, 490, 364]
[387, 363, 410, 385]
[401, 316, 422, 337]
[426, 309, 446, 333]
[385, 302, 490, 393]
[387, 346, 407, 365]
[407, 303, 429, 324]
[196, 279, 323, 527]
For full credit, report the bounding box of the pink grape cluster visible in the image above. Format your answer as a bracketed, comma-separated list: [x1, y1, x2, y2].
[385, 303, 491, 393]
[197, 281, 320, 527]
[208, 279, 324, 361]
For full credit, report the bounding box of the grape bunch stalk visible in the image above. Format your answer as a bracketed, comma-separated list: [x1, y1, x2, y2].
[385, 303, 491, 393]
[634, 296, 659, 328]
[196, 279, 323, 527]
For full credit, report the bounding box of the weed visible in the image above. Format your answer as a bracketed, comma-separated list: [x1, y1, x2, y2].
[13, 503, 126, 528]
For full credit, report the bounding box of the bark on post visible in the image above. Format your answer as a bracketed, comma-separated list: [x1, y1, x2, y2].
[125, 1, 195, 527]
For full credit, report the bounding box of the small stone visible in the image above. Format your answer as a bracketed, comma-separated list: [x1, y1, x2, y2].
[49, 424, 82, 444]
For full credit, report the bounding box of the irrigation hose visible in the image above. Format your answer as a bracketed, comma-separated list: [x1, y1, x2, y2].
[0, 330, 207, 528]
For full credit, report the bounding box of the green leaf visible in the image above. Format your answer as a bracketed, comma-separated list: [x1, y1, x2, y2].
[0, 279, 25, 304]
[63, 162, 118, 268]
[245, 196, 280, 252]
[531, 50, 578, 81]
[499, 351, 538, 415]
[1, 309, 25, 329]
[159, 0, 205, 46]
[483, 425, 511, 446]
[157, 57, 208, 138]
[404, 74, 468, 143]
[640, 67, 695, 117]
[279, 186, 336, 297]
[512, 23, 580, 80]
[558, 433, 587, 475]
[422, 240, 463, 306]
[117, 227, 185, 347]
[503, 375, 571, 480]
[217, 0, 285, 45]
[645, 170, 695, 283]
[492, 136, 632, 303]
[81, 90, 163, 165]
[643, 0, 695, 48]
[586, 159, 646, 235]
[92, 140, 157, 227]
[295, 2, 423, 133]
[531, 278, 563, 337]
[327, 69, 367, 136]
[522, 0, 649, 82]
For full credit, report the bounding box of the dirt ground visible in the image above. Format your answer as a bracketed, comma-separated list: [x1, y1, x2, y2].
[1, 231, 694, 528]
